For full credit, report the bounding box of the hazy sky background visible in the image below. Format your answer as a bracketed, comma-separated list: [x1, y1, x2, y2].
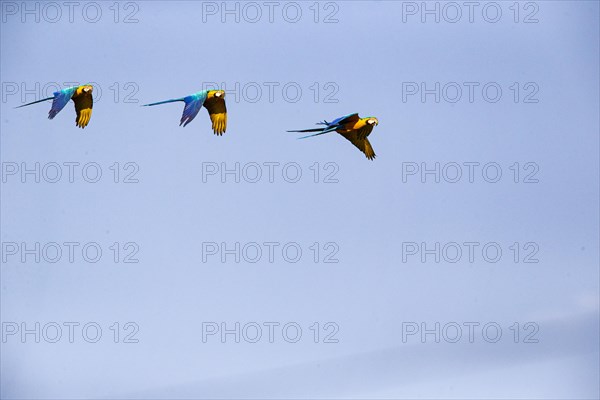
[1, 1, 599, 398]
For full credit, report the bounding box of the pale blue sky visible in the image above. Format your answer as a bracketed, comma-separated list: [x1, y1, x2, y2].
[1, 1, 599, 398]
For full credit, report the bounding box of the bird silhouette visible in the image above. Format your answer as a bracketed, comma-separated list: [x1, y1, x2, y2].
[142, 90, 227, 135]
[288, 113, 379, 160]
[16, 85, 94, 128]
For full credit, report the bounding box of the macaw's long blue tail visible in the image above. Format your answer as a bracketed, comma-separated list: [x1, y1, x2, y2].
[289, 124, 339, 139]
[14, 96, 54, 109]
[141, 98, 185, 107]
[296, 130, 331, 139]
[287, 128, 324, 133]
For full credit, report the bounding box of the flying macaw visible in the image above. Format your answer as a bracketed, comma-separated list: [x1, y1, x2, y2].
[15, 85, 94, 128]
[142, 90, 227, 135]
[288, 113, 379, 160]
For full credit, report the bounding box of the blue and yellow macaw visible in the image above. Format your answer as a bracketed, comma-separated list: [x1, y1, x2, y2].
[16, 85, 94, 128]
[142, 90, 227, 135]
[288, 113, 379, 160]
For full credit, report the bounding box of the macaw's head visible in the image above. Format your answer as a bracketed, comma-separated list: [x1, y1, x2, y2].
[366, 117, 379, 126]
[209, 90, 225, 99]
[81, 85, 93, 94]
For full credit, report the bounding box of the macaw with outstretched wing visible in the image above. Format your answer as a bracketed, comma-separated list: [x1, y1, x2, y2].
[16, 85, 94, 128]
[288, 113, 379, 160]
[142, 90, 227, 135]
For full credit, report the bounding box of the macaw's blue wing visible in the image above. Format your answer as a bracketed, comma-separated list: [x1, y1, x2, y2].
[330, 113, 359, 127]
[48, 86, 78, 119]
[142, 90, 208, 127]
[180, 91, 208, 127]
